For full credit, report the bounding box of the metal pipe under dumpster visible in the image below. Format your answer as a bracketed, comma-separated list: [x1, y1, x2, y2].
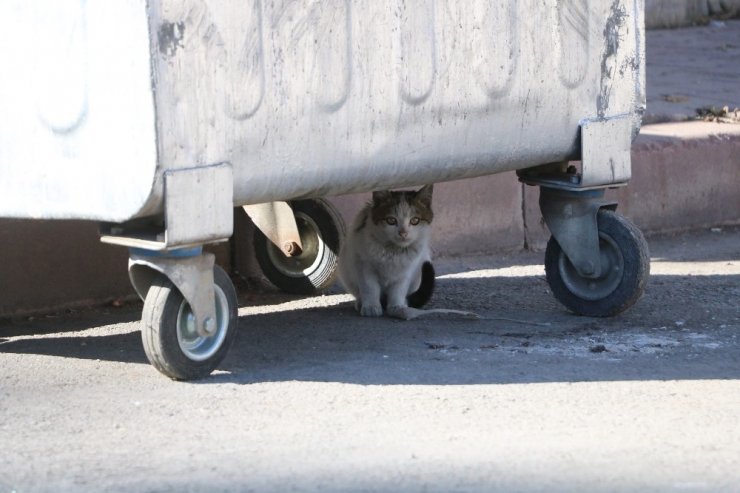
[0, 0, 648, 379]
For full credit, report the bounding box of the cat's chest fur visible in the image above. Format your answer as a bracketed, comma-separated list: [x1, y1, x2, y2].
[361, 229, 428, 282]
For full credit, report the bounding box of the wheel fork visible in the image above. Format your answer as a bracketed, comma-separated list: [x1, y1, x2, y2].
[128, 247, 218, 337]
[538, 187, 617, 279]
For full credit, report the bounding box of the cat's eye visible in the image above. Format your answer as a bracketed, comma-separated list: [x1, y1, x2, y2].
[385, 217, 397, 225]
[410, 217, 421, 225]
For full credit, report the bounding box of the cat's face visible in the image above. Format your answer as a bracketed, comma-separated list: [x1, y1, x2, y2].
[371, 185, 433, 248]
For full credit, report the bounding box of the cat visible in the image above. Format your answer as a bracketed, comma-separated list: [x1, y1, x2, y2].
[338, 185, 437, 319]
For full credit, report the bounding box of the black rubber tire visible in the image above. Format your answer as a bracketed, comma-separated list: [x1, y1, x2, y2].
[254, 199, 344, 295]
[141, 265, 238, 380]
[545, 209, 650, 317]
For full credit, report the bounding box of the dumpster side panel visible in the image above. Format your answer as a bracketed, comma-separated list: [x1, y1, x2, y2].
[0, 0, 159, 222]
[150, 0, 645, 205]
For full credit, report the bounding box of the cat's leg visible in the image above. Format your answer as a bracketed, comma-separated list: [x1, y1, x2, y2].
[357, 272, 383, 317]
[408, 271, 422, 294]
[385, 281, 412, 319]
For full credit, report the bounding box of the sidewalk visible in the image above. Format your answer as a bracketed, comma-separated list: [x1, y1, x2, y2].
[644, 20, 740, 123]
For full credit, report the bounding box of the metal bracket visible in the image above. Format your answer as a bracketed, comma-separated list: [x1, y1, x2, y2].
[580, 115, 632, 187]
[539, 187, 617, 279]
[243, 201, 303, 257]
[101, 163, 234, 250]
[517, 116, 633, 191]
[128, 248, 217, 337]
[165, 163, 233, 247]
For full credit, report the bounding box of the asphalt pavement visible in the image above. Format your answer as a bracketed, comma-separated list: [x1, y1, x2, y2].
[1, 225, 739, 493]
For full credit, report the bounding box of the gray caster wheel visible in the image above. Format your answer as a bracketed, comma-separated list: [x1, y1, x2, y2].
[254, 199, 344, 295]
[545, 209, 650, 317]
[141, 265, 237, 380]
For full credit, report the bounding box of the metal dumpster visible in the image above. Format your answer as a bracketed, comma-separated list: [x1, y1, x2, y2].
[0, 0, 648, 379]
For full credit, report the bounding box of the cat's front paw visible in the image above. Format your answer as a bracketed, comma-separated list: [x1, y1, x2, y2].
[360, 304, 383, 317]
[386, 305, 411, 320]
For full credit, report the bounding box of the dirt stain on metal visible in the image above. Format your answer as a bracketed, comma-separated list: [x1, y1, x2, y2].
[597, 1, 627, 118]
[158, 21, 185, 57]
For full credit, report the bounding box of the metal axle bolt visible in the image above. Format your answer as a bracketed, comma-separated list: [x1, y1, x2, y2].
[203, 317, 216, 335]
[282, 241, 302, 257]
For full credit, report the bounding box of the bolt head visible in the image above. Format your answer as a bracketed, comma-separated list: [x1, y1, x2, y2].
[282, 241, 303, 257]
[203, 317, 216, 335]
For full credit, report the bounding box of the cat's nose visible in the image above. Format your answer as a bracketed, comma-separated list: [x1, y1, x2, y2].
[399, 229, 408, 238]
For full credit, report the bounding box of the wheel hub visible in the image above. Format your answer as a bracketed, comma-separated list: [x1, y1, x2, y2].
[177, 285, 229, 361]
[266, 212, 324, 278]
[558, 232, 624, 301]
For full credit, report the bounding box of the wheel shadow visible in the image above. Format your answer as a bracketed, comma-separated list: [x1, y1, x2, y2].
[0, 322, 150, 365]
[0, 303, 141, 337]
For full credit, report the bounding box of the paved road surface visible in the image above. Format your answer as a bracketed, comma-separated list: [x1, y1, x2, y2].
[1, 227, 739, 493]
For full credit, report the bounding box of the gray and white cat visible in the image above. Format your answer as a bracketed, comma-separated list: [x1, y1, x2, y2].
[338, 185, 438, 319]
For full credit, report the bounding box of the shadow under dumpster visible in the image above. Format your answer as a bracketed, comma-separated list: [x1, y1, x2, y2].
[3, 267, 736, 386]
[214, 270, 740, 386]
[1, 226, 738, 384]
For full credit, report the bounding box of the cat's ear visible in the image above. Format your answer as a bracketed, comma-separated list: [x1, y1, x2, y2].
[372, 190, 391, 205]
[415, 184, 433, 206]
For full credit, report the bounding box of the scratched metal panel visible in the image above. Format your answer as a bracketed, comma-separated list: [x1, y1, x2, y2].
[0, 0, 644, 221]
[150, 0, 645, 208]
[0, 0, 158, 221]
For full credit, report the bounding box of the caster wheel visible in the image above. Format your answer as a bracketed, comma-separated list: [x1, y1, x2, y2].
[545, 209, 650, 317]
[254, 198, 344, 295]
[141, 265, 238, 380]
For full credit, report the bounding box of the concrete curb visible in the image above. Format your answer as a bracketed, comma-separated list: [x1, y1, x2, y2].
[613, 122, 740, 234]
